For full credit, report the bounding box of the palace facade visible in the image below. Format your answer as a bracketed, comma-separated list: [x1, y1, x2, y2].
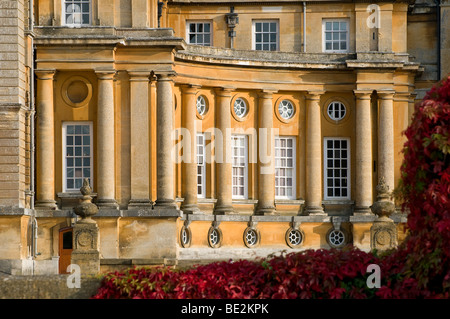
[0, 0, 448, 275]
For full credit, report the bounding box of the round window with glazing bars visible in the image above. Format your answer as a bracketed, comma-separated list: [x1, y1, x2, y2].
[327, 101, 346, 121]
[286, 228, 304, 248]
[327, 229, 346, 248]
[243, 227, 259, 247]
[278, 100, 295, 120]
[196, 95, 207, 116]
[233, 98, 248, 118]
[208, 227, 222, 248]
[180, 226, 191, 248]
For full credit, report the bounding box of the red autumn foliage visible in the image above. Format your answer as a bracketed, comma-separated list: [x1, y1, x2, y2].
[92, 75, 450, 299]
[92, 248, 380, 299]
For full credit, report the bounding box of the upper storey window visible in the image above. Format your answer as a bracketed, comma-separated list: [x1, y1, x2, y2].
[323, 19, 349, 53]
[253, 20, 279, 51]
[187, 21, 212, 46]
[63, 0, 91, 26]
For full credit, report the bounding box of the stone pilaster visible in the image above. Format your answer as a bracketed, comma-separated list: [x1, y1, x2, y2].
[128, 71, 152, 208]
[354, 90, 373, 215]
[95, 70, 118, 209]
[214, 87, 235, 215]
[378, 91, 395, 192]
[35, 69, 57, 209]
[155, 72, 177, 209]
[305, 91, 325, 215]
[180, 85, 200, 214]
[255, 90, 277, 215]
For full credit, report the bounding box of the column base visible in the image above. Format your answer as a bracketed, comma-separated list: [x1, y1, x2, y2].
[180, 203, 201, 214]
[305, 205, 326, 216]
[154, 198, 177, 209]
[353, 206, 373, 215]
[213, 204, 235, 215]
[128, 199, 153, 209]
[34, 200, 58, 210]
[97, 199, 119, 210]
[255, 206, 278, 216]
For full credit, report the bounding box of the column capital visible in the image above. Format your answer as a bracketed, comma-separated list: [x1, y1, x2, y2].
[181, 84, 201, 95]
[35, 69, 56, 80]
[214, 86, 235, 97]
[393, 91, 412, 102]
[353, 90, 372, 100]
[377, 90, 395, 100]
[155, 71, 177, 82]
[128, 71, 151, 81]
[258, 88, 278, 99]
[95, 69, 116, 80]
[305, 90, 325, 100]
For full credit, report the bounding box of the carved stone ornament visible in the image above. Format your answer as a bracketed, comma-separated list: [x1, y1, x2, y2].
[74, 178, 99, 223]
[370, 176, 395, 220]
[370, 177, 398, 250]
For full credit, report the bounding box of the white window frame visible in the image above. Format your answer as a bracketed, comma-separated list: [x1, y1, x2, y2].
[197, 133, 206, 198]
[323, 137, 351, 200]
[322, 19, 349, 53]
[275, 136, 296, 200]
[252, 20, 279, 51]
[232, 134, 248, 199]
[62, 0, 92, 27]
[186, 20, 213, 46]
[62, 122, 93, 192]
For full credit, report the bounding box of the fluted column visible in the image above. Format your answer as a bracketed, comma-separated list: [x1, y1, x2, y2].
[214, 87, 235, 215]
[128, 71, 152, 208]
[155, 72, 177, 208]
[354, 90, 373, 214]
[96, 70, 118, 209]
[305, 91, 325, 215]
[255, 90, 277, 215]
[378, 91, 395, 192]
[180, 85, 200, 214]
[35, 69, 57, 209]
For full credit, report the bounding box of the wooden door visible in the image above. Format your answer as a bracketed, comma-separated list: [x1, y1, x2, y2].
[59, 227, 73, 274]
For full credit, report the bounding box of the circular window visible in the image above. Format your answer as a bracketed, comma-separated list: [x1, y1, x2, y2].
[233, 98, 248, 118]
[278, 100, 295, 120]
[243, 227, 259, 248]
[62, 76, 93, 108]
[327, 101, 346, 121]
[208, 227, 222, 248]
[180, 226, 191, 248]
[327, 229, 346, 248]
[286, 228, 304, 248]
[196, 95, 207, 116]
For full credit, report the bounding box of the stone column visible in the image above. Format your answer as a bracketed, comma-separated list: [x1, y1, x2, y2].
[180, 85, 200, 214]
[305, 91, 325, 215]
[378, 91, 395, 192]
[95, 70, 118, 209]
[35, 69, 57, 209]
[128, 71, 152, 208]
[214, 87, 235, 215]
[354, 90, 373, 214]
[255, 90, 277, 215]
[408, 92, 417, 125]
[155, 72, 177, 209]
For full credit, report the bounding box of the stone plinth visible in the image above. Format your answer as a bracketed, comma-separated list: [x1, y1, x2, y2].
[71, 223, 100, 276]
[370, 177, 398, 251]
[71, 178, 100, 275]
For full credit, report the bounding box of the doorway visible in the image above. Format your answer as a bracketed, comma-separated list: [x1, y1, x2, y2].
[59, 227, 73, 274]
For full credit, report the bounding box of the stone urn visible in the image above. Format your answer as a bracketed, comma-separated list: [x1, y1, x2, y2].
[74, 178, 98, 223]
[370, 176, 395, 220]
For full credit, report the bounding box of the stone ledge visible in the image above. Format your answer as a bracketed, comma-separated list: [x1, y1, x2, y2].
[0, 207, 33, 216]
[100, 258, 177, 266]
